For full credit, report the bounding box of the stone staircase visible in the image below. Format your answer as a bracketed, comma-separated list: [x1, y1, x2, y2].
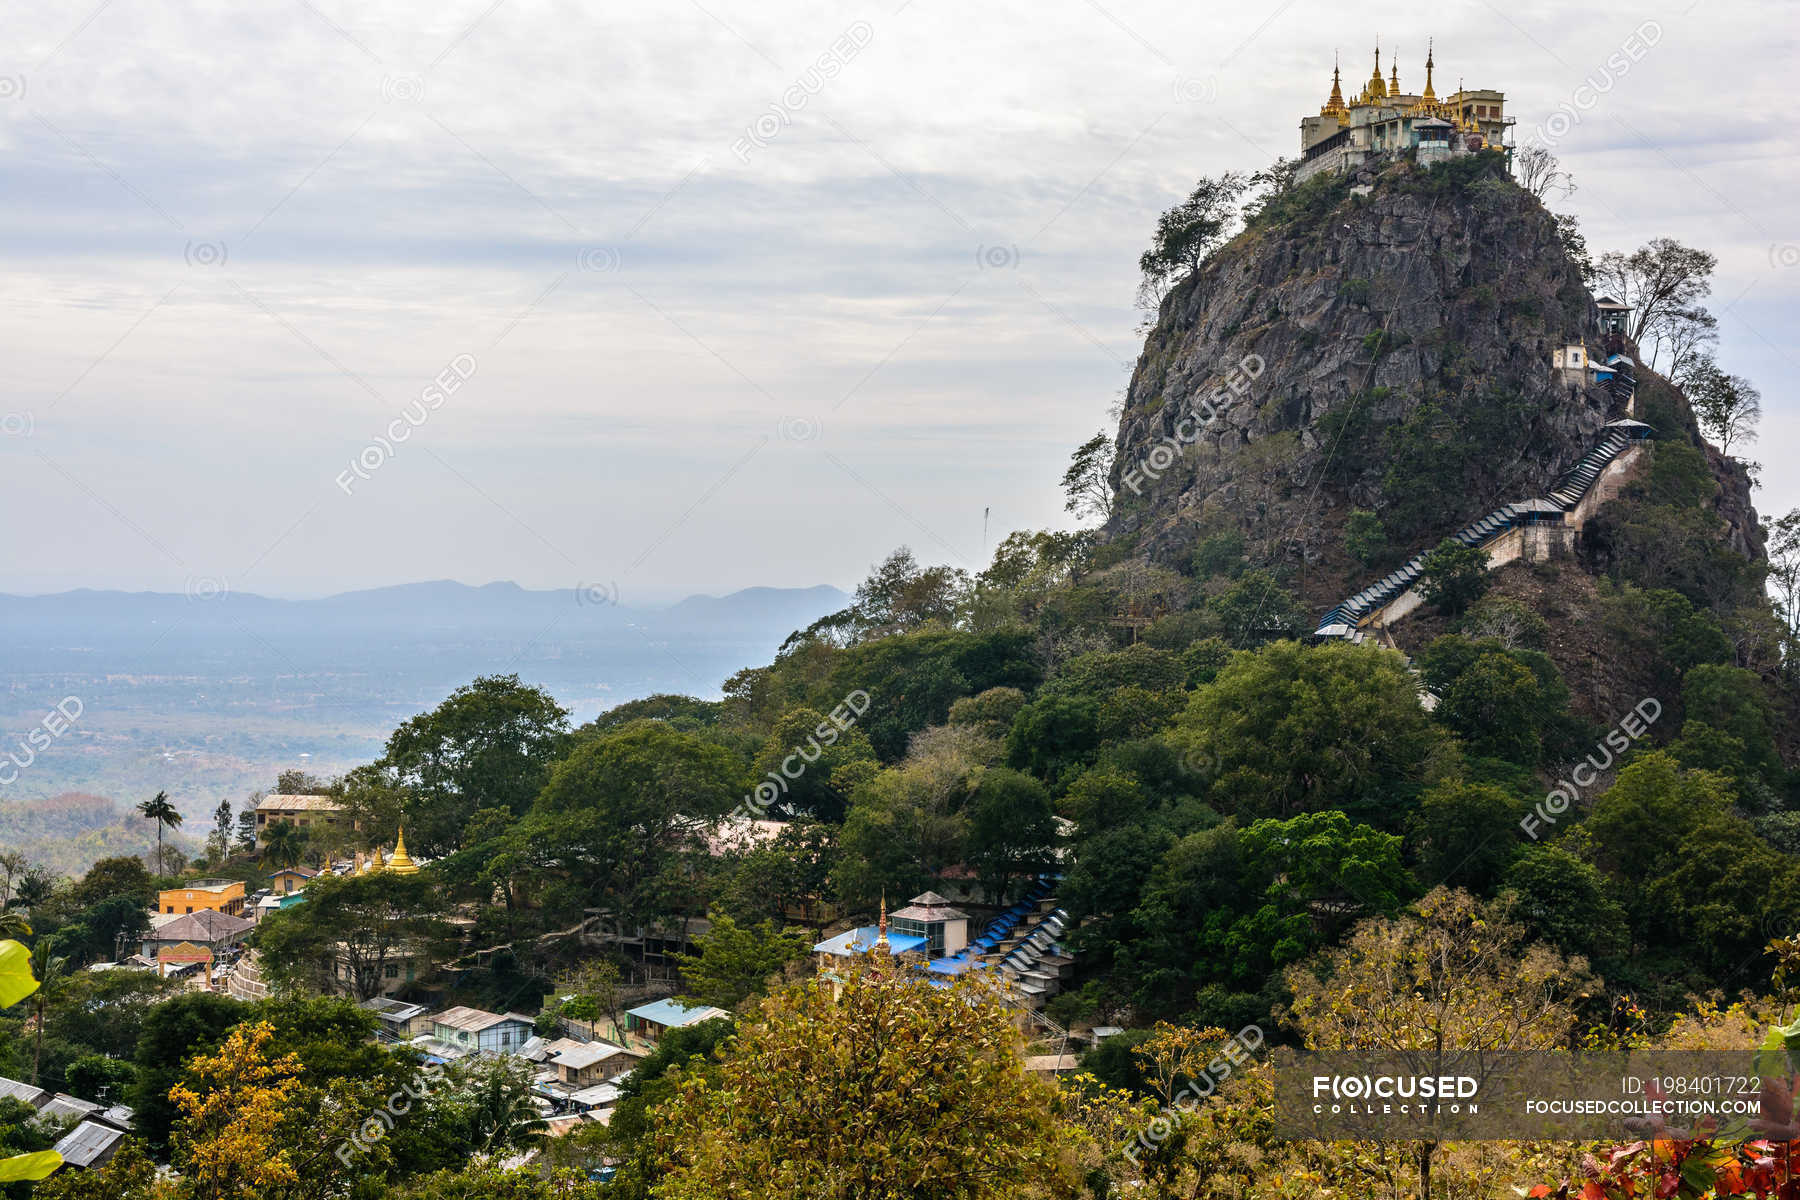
[1316, 355, 1646, 645]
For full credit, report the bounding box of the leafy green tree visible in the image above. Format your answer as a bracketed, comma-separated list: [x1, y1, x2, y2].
[1410, 781, 1525, 892]
[746, 706, 877, 822]
[136, 790, 182, 870]
[69, 856, 154, 911]
[127, 991, 249, 1154]
[1138, 172, 1249, 307]
[646, 956, 1085, 1199]
[1501, 845, 1630, 963]
[716, 821, 838, 929]
[1419, 538, 1490, 615]
[1437, 652, 1546, 764]
[1344, 509, 1388, 567]
[377, 674, 571, 855]
[207, 798, 233, 864]
[27, 941, 69, 1085]
[964, 768, 1058, 903]
[1006, 693, 1100, 785]
[1231, 810, 1410, 973]
[1172, 641, 1450, 826]
[832, 758, 971, 910]
[1205, 569, 1304, 647]
[826, 630, 1040, 761]
[1061, 432, 1116, 523]
[1685, 356, 1760, 455]
[947, 687, 1027, 739]
[517, 721, 739, 923]
[1584, 752, 1800, 982]
[1680, 664, 1783, 786]
[672, 913, 810, 1009]
[255, 869, 453, 1000]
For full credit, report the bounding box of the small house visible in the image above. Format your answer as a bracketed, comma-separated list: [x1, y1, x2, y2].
[549, 1040, 637, 1088]
[623, 999, 730, 1043]
[428, 1006, 536, 1055]
[361, 997, 432, 1043]
[266, 866, 317, 895]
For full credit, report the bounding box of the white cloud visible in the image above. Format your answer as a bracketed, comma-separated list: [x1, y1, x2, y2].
[0, 0, 1792, 597]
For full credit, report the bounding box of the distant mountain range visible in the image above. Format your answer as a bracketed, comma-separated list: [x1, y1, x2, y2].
[0, 581, 850, 819]
[0, 580, 850, 635]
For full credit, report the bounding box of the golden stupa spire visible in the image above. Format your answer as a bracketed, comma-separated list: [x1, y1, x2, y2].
[1390, 50, 1400, 98]
[1321, 52, 1348, 118]
[876, 891, 889, 948]
[388, 825, 419, 875]
[1422, 37, 1437, 101]
[369, 843, 386, 872]
[1367, 39, 1386, 100]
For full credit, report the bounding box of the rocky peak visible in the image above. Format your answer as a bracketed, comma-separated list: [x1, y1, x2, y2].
[1106, 153, 1626, 609]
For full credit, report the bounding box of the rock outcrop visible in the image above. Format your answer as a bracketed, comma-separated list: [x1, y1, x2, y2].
[1106, 154, 1646, 611]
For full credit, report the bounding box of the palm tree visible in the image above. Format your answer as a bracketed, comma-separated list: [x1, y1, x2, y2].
[261, 819, 307, 870]
[28, 940, 67, 1086]
[0, 851, 25, 910]
[137, 791, 182, 871]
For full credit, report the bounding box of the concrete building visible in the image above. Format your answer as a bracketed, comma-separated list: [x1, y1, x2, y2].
[1296, 41, 1511, 183]
[267, 866, 317, 895]
[157, 879, 246, 917]
[255, 794, 358, 845]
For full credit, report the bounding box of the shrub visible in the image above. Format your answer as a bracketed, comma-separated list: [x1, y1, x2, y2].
[1419, 538, 1490, 615]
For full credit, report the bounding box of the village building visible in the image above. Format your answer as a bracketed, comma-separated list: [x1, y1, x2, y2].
[142, 908, 254, 988]
[360, 996, 433, 1043]
[266, 865, 317, 895]
[1296, 41, 1512, 183]
[549, 1040, 638, 1089]
[622, 998, 730, 1044]
[254, 794, 359, 844]
[426, 1006, 536, 1055]
[156, 878, 246, 917]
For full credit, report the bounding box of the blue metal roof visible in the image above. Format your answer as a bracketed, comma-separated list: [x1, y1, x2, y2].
[811, 927, 929, 958]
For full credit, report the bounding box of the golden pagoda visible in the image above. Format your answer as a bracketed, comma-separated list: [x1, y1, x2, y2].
[368, 844, 386, 873]
[387, 826, 420, 875]
[1360, 42, 1387, 103]
[1320, 54, 1348, 119]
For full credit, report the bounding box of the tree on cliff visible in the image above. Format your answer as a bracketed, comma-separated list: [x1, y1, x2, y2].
[1137, 172, 1247, 309]
[1594, 237, 1716, 370]
[1686, 356, 1761, 456]
[1061, 432, 1115, 522]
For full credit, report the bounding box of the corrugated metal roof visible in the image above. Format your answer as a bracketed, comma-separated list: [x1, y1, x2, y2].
[625, 998, 730, 1028]
[53, 1121, 125, 1169]
[0, 1077, 48, 1109]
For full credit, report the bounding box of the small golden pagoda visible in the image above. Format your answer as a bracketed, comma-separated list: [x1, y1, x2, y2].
[387, 826, 420, 875]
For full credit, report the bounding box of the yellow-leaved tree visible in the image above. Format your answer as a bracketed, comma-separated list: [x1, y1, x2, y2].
[646, 952, 1089, 1199]
[169, 1020, 304, 1199]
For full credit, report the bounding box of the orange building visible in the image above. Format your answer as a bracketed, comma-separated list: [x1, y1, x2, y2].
[157, 878, 246, 917]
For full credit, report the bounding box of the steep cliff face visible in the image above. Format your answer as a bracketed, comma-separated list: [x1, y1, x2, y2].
[1105, 154, 1627, 609]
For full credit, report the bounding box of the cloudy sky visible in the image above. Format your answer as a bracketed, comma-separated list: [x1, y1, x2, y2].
[3, 0, 1792, 603]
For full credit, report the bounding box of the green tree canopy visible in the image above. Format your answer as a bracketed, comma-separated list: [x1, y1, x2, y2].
[1172, 641, 1451, 826]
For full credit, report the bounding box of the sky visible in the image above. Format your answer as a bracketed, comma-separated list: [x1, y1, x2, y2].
[1, 0, 1793, 604]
